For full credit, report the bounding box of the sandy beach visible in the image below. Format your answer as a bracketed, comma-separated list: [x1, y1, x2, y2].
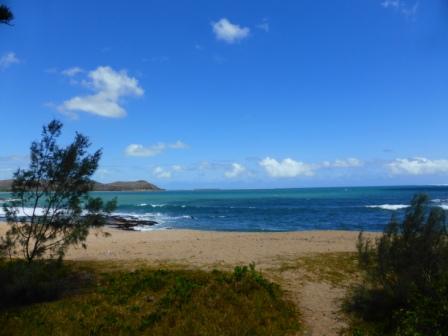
[0, 223, 379, 267]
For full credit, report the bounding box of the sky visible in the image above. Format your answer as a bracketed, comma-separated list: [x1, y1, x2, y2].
[1, 0, 448, 190]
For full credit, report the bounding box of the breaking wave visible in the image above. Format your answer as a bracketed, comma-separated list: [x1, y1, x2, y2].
[365, 204, 409, 211]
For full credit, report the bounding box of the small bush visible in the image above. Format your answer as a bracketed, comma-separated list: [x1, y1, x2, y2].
[346, 193, 448, 335]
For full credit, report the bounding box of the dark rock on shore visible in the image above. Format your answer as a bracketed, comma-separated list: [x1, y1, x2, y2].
[106, 215, 158, 231]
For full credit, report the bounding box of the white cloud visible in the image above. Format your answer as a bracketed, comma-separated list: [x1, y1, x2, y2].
[388, 157, 448, 175]
[260, 157, 315, 178]
[212, 18, 250, 43]
[323, 158, 364, 168]
[125, 143, 165, 157]
[61, 67, 83, 77]
[59, 66, 144, 118]
[153, 166, 171, 179]
[0, 52, 19, 70]
[225, 163, 246, 178]
[152, 165, 184, 179]
[125, 141, 188, 157]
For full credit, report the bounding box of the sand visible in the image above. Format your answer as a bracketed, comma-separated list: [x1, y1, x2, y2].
[0, 223, 380, 335]
[0, 224, 378, 266]
[65, 228, 379, 267]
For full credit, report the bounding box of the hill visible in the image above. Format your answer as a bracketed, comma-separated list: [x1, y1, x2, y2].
[93, 180, 163, 191]
[0, 179, 163, 192]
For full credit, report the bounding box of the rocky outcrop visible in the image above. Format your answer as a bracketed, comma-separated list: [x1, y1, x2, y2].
[106, 215, 158, 230]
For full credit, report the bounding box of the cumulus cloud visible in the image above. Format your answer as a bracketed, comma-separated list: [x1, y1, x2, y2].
[0, 52, 19, 70]
[225, 163, 246, 178]
[259, 156, 363, 178]
[212, 18, 250, 43]
[153, 166, 171, 179]
[388, 157, 448, 175]
[59, 66, 144, 118]
[125, 141, 188, 157]
[259, 157, 315, 178]
[61, 67, 83, 77]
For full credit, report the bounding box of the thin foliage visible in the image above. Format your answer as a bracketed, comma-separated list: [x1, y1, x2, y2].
[0, 120, 116, 262]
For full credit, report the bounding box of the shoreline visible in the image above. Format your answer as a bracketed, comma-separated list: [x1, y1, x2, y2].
[0, 223, 380, 267]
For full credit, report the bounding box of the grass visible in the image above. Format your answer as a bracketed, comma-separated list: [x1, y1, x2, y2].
[277, 252, 360, 286]
[0, 262, 299, 336]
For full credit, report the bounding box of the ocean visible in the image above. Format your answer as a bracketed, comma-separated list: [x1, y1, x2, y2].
[1, 186, 448, 232]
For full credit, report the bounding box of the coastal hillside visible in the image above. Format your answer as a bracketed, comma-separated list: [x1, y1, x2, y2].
[0, 179, 163, 192]
[93, 180, 163, 191]
[0, 179, 13, 192]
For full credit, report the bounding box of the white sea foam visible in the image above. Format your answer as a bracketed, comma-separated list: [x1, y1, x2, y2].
[428, 199, 448, 210]
[366, 204, 409, 211]
[0, 206, 52, 217]
[137, 203, 167, 208]
[133, 225, 169, 232]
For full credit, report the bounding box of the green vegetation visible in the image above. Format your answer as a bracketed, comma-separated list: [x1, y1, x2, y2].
[345, 194, 448, 335]
[0, 262, 299, 336]
[278, 252, 360, 286]
[1, 120, 116, 262]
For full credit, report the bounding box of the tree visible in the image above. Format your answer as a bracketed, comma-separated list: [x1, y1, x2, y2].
[0, 120, 116, 262]
[0, 4, 13, 25]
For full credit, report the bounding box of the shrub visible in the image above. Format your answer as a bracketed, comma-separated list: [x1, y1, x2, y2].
[347, 193, 448, 335]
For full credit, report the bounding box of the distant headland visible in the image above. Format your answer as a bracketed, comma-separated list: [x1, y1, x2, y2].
[0, 179, 163, 192]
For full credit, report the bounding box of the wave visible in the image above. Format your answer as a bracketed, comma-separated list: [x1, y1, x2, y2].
[137, 203, 167, 207]
[112, 211, 193, 223]
[429, 199, 448, 210]
[0, 198, 21, 204]
[366, 204, 409, 211]
[133, 225, 169, 232]
[0, 206, 53, 217]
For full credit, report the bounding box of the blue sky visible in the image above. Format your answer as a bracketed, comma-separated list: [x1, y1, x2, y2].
[1, 0, 448, 189]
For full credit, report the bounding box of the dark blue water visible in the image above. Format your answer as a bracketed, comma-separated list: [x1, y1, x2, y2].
[77, 186, 448, 232]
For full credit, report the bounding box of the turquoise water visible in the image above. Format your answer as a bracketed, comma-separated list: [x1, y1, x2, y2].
[2, 186, 448, 232]
[87, 186, 448, 231]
